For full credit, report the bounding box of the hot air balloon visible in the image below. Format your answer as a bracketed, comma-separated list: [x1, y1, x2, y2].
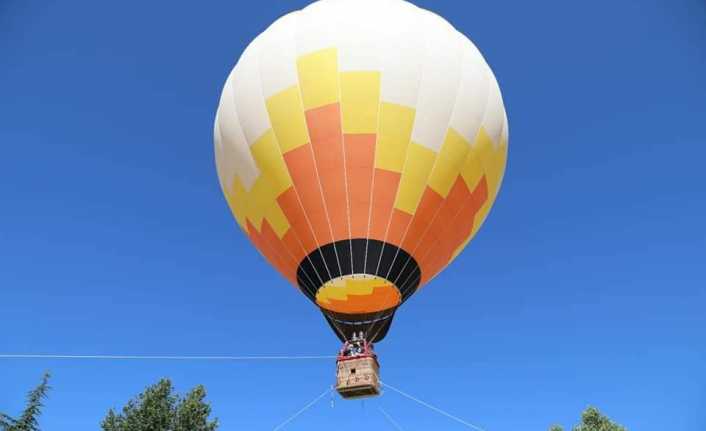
[214, 0, 508, 398]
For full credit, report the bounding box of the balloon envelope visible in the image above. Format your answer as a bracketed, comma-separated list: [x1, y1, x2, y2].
[214, 0, 508, 341]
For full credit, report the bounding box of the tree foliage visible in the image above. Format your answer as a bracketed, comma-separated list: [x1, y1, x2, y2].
[0, 372, 51, 431]
[100, 378, 218, 431]
[551, 406, 626, 431]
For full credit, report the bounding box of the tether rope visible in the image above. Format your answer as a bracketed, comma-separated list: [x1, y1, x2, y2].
[381, 381, 488, 431]
[0, 354, 335, 361]
[272, 386, 332, 431]
[379, 407, 405, 430]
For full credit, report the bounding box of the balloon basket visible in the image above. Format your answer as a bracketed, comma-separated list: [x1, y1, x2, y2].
[335, 339, 381, 399]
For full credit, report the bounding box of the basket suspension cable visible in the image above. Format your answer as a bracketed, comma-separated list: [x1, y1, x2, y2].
[379, 407, 405, 431]
[363, 277, 396, 342]
[364, 309, 383, 341]
[320, 306, 349, 342]
[366, 303, 400, 344]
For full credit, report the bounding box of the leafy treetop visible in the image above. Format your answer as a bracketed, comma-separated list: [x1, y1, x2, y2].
[100, 379, 218, 431]
[550, 406, 627, 431]
[0, 372, 51, 431]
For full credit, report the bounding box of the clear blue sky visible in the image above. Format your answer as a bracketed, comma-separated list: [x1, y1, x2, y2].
[1, 0, 705, 429]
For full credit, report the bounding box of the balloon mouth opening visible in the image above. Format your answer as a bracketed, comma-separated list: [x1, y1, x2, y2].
[295, 239, 420, 342]
[315, 274, 402, 314]
[296, 238, 422, 307]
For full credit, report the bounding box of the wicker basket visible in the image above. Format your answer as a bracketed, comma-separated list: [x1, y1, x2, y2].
[336, 356, 381, 399]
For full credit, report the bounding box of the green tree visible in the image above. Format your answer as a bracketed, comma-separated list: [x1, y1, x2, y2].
[550, 406, 626, 431]
[0, 372, 51, 431]
[100, 378, 218, 431]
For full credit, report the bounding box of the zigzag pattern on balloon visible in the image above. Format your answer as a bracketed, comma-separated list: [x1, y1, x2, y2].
[214, 0, 508, 328]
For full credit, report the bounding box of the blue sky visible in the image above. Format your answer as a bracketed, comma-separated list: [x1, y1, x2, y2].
[1, 0, 705, 429]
